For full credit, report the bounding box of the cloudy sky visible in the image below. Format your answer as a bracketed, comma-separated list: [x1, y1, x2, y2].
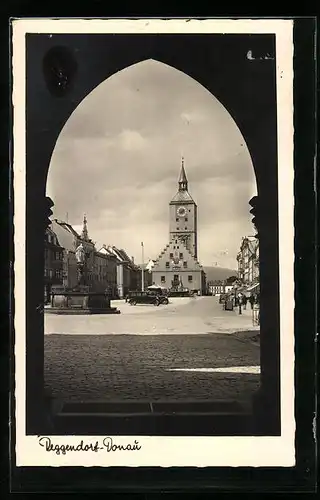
[47, 59, 256, 268]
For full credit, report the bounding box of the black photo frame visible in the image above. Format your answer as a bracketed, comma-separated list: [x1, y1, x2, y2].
[9, 16, 317, 493]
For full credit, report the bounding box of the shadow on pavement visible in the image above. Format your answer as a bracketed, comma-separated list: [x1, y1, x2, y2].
[232, 329, 260, 345]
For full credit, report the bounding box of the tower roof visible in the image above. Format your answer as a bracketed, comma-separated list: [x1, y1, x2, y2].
[178, 157, 188, 185]
[170, 157, 195, 203]
[170, 190, 194, 203]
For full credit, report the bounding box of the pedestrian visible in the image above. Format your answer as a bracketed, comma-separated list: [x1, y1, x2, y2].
[237, 293, 243, 315]
[249, 293, 255, 310]
[242, 294, 247, 310]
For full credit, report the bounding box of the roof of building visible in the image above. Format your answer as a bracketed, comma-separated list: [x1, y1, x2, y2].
[51, 220, 77, 252]
[170, 190, 195, 203]
[71, 225, 83, 236]
[51, 219, 94, 253]
[170, 157, 195, 204]
[178, 159, 188, 184]
[102, 245, 138, 269]
[45, 226, 61, 247]
[54, 220, 80, 238]
[97, 245, 115, 256]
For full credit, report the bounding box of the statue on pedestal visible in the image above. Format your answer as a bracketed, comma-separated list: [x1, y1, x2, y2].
[75, 243, 86, 286]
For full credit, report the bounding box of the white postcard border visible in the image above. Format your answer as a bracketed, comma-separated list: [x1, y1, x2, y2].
[13, 18, 295, 467]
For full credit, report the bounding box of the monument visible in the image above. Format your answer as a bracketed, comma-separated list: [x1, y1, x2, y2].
[47, 230, 120, 315]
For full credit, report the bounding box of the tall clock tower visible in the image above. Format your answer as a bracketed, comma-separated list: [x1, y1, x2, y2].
[169, 158, 198, 258]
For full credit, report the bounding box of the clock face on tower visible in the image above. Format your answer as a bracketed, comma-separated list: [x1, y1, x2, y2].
[177, 206, 187, 218]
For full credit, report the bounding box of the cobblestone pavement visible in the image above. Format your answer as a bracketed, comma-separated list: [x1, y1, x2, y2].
[44, 297, 260, 403]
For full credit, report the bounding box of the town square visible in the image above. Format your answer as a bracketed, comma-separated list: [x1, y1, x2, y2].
[44, 155, 260, 407]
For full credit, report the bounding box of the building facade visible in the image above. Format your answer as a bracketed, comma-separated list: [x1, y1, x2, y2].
[49, 216, 118, 295]
[44, 226, 64, 302]
[236, 236, 259, 285]
[152, 158, 206, 294]
[101, 245, 141, 298]
[207, 280, 225, 296]
[50, 217, 95, 290]
[46, 214, 151, 299]
[93, 248, 118, 296]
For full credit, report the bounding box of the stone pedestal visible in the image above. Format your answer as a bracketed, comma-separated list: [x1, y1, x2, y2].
[46, 286, 120, 315]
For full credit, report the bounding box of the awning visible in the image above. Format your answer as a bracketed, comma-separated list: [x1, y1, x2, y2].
[246, 282, 260, 292]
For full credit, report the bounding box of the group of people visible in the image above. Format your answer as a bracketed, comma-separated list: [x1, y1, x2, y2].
[237, 292, 260, 309]
[224, 291, 260, 310]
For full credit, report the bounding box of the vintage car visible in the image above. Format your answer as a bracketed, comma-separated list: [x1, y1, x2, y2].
[127, 290, 169, 306]
[146, 287, 169, 305]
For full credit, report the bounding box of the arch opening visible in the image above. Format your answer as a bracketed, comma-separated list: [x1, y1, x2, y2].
[44, 59, 261, 408]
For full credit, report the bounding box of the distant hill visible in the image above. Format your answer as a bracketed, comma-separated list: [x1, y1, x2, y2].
[203, 266, 237, 282]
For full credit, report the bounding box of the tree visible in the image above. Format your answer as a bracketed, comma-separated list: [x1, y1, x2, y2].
[225, 275, 238, 285]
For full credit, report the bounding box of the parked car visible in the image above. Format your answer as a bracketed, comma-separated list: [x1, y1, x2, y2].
[128, 291, 160, 306]
[128, 290, 170, 306]
[146, 287, 169, 304]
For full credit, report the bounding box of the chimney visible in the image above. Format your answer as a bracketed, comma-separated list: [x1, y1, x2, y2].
[131, 256, 134, 263]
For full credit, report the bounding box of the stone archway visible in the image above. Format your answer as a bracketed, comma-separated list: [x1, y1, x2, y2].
[25, 33, 279, 434]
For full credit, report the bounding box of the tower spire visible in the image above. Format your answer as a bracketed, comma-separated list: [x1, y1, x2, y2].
[178, 156, 188, 191]
[81, 213, 89, 241]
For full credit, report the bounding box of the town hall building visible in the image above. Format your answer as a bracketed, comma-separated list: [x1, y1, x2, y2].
[152, 158, 206, 294]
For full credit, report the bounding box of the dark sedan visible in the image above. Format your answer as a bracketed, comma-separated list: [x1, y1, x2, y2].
[128, 291, 169, 306]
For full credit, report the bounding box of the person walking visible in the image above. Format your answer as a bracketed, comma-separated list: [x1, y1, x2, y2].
[237, 292, 243, 315]
[242, 294, 247, 310]
[249, 293, 255, 310]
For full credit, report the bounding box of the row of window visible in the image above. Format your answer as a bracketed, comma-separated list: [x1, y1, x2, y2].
[45, 268, 63, 278]
[45, 249, 63, 261]
[161, 275, 193, 283]
[169, 252, 184, 259]
[176, 227, 188, 231]
[166, 261, 187, 268]
[46, 234, 58, 245]
[175, 217, 189, 222]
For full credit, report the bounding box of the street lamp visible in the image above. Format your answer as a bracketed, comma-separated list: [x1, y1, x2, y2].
[141, 241, 145, 292]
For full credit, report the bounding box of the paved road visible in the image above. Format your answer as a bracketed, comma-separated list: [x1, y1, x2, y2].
[44, 297, 260, 404]
[45, 296, 258, 335]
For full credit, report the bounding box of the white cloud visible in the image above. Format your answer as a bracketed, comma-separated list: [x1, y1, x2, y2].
[47, 60, 257, 267]
[118, 129, 147, 151]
